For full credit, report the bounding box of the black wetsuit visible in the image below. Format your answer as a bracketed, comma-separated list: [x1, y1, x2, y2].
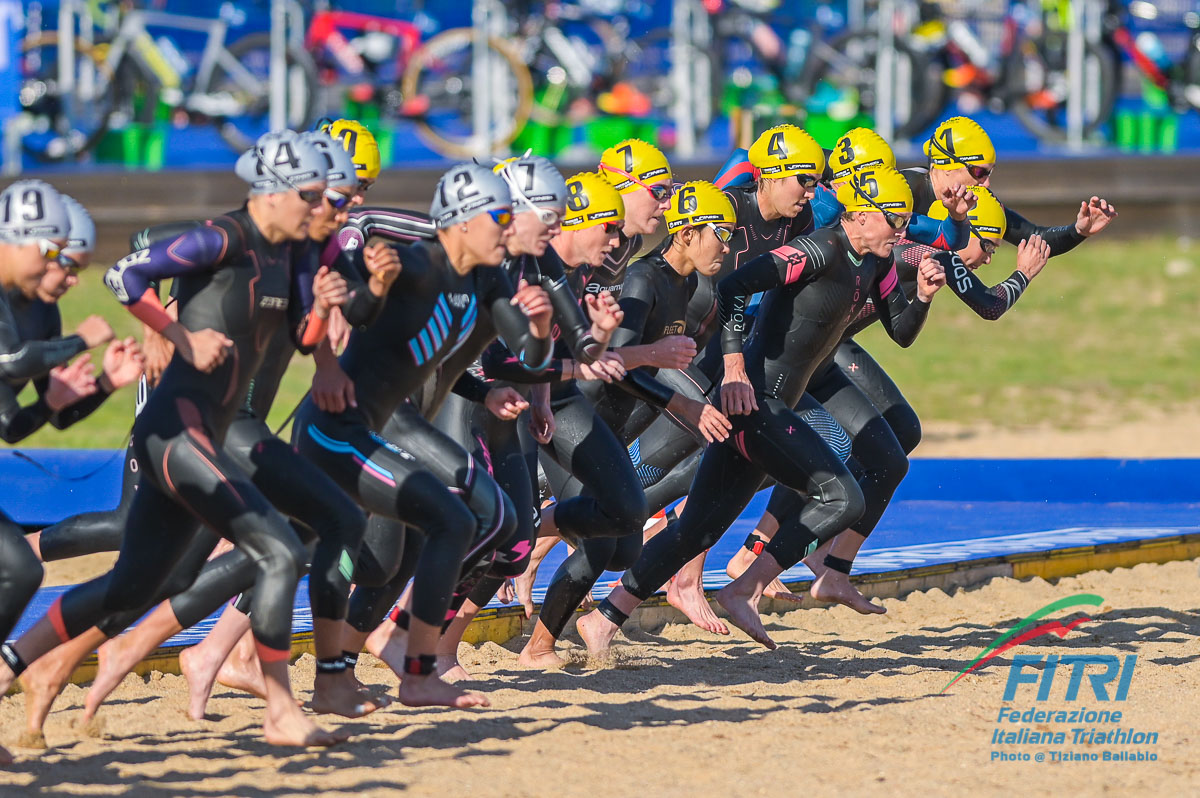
[0, 285, 108, 642]
[47, 208, 327, 656]
[612, 225, 930, 603]
[580, 230, 641, 299]
[537, 247, 707, 637]
[293, 238, 550, 628]
[344, 245, 602, 633]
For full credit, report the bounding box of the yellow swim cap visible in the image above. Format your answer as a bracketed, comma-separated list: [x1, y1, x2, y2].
[747, 124, 825, 178]
[927, 185, 1007, 240]
[664, 181, 736, 233]
[836, 167, 914, 214]
[599, 139, 672, 193]
[830, 128, 895, 181]
[321, 119, 382, 179]
[562, 171, 626, 230]
[924, 116, 996, 170]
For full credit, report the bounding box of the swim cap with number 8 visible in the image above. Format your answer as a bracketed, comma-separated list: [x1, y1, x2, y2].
[664, 181, 735, 232]
[924, 116, 996, 170]
[831, 128, 896, 181]
[561, 172, 625, 230]
[836, 167, 913, 214]
[599, 139, 672, 193]
[747, 125, 825, 177]
[321, 118, 382, 179]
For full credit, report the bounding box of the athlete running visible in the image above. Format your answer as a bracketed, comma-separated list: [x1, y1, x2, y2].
[292, 161, 552, 709]
[516, 180, 735, 668]
[0, 131, 351, 748]
[575, 167, 947, 654]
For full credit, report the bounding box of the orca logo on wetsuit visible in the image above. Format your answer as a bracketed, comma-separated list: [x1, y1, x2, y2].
[105, 250, 151, 303]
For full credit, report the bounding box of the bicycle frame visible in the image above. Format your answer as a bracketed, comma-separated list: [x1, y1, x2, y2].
[306, 10, 423, 79]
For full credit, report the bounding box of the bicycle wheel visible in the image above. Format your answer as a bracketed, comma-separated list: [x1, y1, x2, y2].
[797, 29, 942, 140]
[1008, 37, 1117, 143]
[399, 29, 533, 159]
[197, 32, 320, 153]
[18, 33, 123, 162]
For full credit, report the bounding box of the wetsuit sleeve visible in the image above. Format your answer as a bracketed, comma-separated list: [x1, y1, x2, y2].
[608, 264, 677, 409]
[480, 268, 552, 374]
[718, 236, 827, 354]
[530, 249, 603, 364]
[287, 248, 331, 353]
[873, 259, 930, 347]
[325, 247, 385, 329]
[451, 371, 492, 404]
[479, 339, 563, 384]
[907, 213, 970, 250]
[104, 224, 232, 331]
[0, 380, 51, 443]
[713, 148, 755, 189]
[0, 315, 86, 382]
[1004, 207, 1084, 256]
[946, 260, 1030, 320]
[49, 387, 111, 429]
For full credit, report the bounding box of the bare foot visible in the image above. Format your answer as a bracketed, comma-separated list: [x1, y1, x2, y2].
[262, 707, 347, 748]
[575, 610, 619, 660]
[666, 578, 729, 635]
[309, 672, 383, 718]
[517, 643, 565, 670]
[19, 648, 83, 742]
[398, 673, 489, 708]
[82, 635, 139, 725]
[14, 730, 46, 750]
[715, 583, 777, 650]
[513, 569, 537, 619]
[0, 743, 13, 764]
[216, 654, 268, 699]
[726, 550, 802, 603]
[809, 570, 885, 615]
[179, 644, 221, 721]
[365, 621, 407, 682]
[437, 654, 471, 683]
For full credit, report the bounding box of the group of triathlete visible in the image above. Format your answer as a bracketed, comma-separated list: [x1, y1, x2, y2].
[0, 114, 1116, 757]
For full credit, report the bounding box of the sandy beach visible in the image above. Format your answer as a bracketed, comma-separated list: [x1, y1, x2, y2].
[3, 556, 1197, 797]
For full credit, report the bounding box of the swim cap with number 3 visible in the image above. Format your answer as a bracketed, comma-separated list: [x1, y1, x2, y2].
[831, 128, 896, 181]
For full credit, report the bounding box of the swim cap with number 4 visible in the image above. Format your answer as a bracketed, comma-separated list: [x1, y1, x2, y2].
[927, 185, 1006, 240]
[599, 139, 672, 193]
[836, 167, 913, 214]
[831, 128, 896, 180]
[664, 181, 735, 232]
[747, 125, 825, 177]
[562, 172, 625, 230]
[321, 118, 382, 179]
[235, 130, 327, 194]
[924, 116, 996, 170]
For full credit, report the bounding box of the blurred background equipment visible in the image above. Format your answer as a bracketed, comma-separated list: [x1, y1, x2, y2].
[4, 0, 1200, 171]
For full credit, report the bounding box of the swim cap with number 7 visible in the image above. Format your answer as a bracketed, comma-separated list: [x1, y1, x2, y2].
[924, 116, 996, 169]
[599, 139, 672, 193]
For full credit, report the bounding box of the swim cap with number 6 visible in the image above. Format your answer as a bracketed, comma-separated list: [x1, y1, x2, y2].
[664, 181, 735, 232]
[747, 125, 825, 177]
[562, 172, 625, 230]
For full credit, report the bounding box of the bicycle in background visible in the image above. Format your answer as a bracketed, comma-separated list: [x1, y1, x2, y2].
[18, 0, 319, 161]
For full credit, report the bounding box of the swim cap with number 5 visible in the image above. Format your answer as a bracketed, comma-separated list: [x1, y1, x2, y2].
[747, 125, 825, 178]
[831, 128, 896, 181]
[664, 181, 735, 232]
[836, 167, 913, 213]
[924, 116, 996, 170]
[562, 171, 625, 230]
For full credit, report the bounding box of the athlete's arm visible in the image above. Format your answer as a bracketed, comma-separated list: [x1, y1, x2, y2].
[0, 380, 50, 443]
[874, 256, 939, 347]
[481, 268, 552, 374]
[810, 184, 843, 229]
[907, 213, 970, 251]
[718, 238, 823, 356]
[324, 246, 385, 329]
[1003, 207, 1084, 256]
[450, 371, 492, 403]
[287, 253, 340, 353]
[0, 315, 87, 383]
[531, 248, 605, 364]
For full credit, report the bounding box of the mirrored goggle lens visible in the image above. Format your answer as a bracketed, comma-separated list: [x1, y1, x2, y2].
[38, 239, 63, 260]
[297, 188, 323, 205]
[707, 224, 734, 243]
[647, 183, 673, 201]
[487, 208, 513, 227]
[602, 221, 621, 235]
[967, 164, 993, 181]
[885, 212, 910, 231]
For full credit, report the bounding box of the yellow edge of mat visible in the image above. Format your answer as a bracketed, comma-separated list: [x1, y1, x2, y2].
[20, 533, 1200, 692]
